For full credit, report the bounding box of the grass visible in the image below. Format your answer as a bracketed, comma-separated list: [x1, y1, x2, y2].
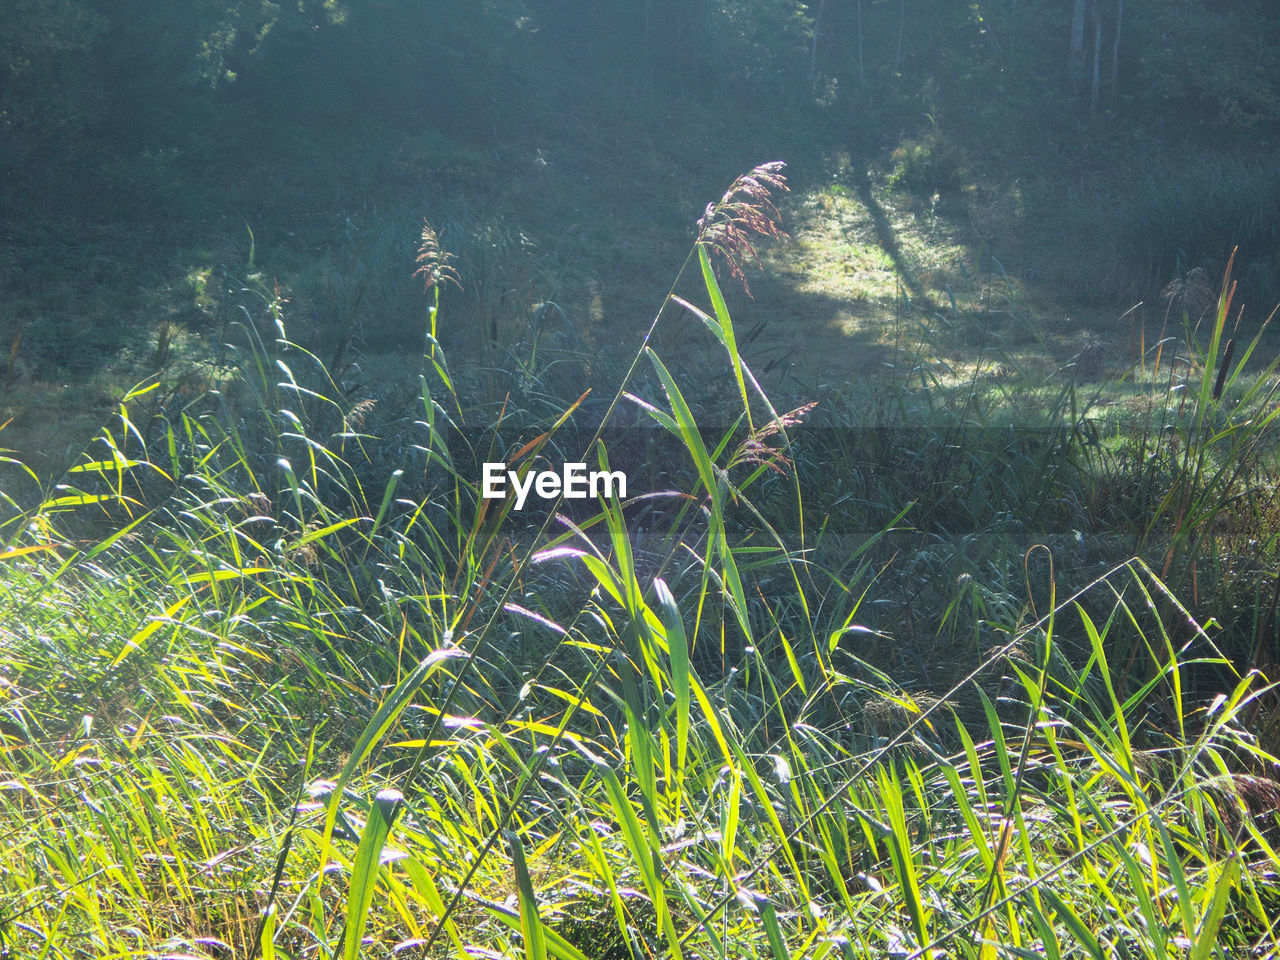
[3, 166, 1280, 959]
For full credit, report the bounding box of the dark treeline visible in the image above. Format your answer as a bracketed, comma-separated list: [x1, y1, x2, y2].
[5, 1, 1279, 188]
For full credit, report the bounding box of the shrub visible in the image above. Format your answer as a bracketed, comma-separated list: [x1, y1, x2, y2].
[888, 129, 965, 195]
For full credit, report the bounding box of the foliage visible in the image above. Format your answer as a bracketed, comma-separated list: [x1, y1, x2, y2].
[888, 130, 965, 196]
[6, 4, 1280, 952]
[1132, 1, 1280, 133]
[0, 0, 106, 165]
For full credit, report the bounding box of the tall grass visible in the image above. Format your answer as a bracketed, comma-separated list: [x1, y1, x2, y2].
[2, 166, 1279, 959]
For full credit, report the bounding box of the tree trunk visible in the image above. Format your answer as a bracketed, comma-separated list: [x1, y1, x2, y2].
[810, 0, 827, 94]
[1070, 0, 1087, 94]
[857, 0, 865, 88]
[1111, 0, 1123, 88]
[896, 0, 905, 71]
[1090, 14, 1102, 115]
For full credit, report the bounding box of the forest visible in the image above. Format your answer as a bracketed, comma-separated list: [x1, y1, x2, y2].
[4, 1, 1280, 957]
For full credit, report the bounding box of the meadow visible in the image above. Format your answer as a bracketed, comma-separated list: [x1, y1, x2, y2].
[4, 158, 1280, 957]
[6, 2, 1280, 956]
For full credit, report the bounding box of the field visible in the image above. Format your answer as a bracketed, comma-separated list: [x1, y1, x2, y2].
[5, 3, 1280, 957]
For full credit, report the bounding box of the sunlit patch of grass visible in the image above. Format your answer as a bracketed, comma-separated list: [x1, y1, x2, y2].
[767, 187, 902, 299]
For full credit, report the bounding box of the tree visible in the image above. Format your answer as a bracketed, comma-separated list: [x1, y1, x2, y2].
[1069, 0, 1087, 95]
[0, 0, 105, 155]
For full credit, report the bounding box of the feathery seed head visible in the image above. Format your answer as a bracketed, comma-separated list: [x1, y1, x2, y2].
[696, 161, 789, 296]
[414, 220, 462, 293]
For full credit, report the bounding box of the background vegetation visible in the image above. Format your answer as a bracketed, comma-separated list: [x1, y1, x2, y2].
[4, 1, 1280, 957]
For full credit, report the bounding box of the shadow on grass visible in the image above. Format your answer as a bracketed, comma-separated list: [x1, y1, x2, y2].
[846, 162, 939, 314]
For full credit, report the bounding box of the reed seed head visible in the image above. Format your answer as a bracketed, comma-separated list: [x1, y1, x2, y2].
[414, 220, 462, 292]
[729, 401, 816, 475]
[696, 161, 789, 296]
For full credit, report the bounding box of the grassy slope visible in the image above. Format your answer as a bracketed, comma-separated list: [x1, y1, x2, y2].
[7, 84, 1273, 488]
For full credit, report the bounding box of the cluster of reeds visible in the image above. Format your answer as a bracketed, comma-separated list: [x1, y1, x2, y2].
[1, 166, 1279, 959]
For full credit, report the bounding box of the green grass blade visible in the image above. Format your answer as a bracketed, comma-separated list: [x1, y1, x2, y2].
[506, 829, 549, 960]
[1037, 887, 1104, 960]
[697, 244, 752, 430]
[587, 750, 683, 959]
[342, 788, 403, 960]
[1190, 854, 1241, 960]
[754, 893, 792, 960]
[646, 348, 716, 498]
[654, 578, 691, 796]
[877, 764, 931, 952]
[320, 647, 465, 874]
